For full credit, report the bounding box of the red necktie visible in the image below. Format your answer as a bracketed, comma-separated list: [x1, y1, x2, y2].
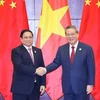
[70, 46, 75, 63]
[28, 47, 34, 63]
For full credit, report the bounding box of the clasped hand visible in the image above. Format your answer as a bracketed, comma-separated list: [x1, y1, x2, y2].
[36, 67, 47, 76]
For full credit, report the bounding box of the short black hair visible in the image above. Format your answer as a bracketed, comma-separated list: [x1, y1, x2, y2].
[65, 25, 78, 34]
[20, 29, 33, 38]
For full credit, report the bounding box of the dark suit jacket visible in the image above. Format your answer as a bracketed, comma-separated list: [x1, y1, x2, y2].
[11, 45, 46, 95]
[46, 42, 95, 94]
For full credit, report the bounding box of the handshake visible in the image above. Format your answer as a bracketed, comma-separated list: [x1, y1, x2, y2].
[36, 67, 47, 76]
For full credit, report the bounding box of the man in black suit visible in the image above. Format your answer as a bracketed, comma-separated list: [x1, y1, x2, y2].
[36, 25, 95, 100]
[11, 29, 46, 100]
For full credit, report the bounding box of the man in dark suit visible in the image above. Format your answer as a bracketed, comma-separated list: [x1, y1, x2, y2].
[11, 29, 46, 100]
[36, 25, 95, 100]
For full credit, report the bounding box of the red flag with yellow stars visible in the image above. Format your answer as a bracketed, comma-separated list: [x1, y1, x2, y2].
[36, 0, 71, 99]
[79, 0, 100, 100]
[0, 0, 29, 99]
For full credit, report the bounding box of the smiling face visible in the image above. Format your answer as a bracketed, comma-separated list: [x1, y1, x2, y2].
[20, 31, 33, 47]
[65, 27, 79, 45]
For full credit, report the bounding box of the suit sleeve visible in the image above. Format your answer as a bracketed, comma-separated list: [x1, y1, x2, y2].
[11, 49, 36, 77]
[87, 46, 95, 85]
[39, 50, 46, 86]
[46, 47, 61, 73]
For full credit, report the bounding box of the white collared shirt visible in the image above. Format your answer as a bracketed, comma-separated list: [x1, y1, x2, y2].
[69, 41, 79, 57]
[23, 45, 34, 57]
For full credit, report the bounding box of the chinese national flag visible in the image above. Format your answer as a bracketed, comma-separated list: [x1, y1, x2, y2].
[36, 0, 71, 99]
[79, 0, 100, 100]
[0, 0, 29, 100]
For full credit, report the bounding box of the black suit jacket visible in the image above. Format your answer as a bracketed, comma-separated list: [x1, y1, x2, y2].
[11, 45, 46, 95]
[46, 42, 95, 94]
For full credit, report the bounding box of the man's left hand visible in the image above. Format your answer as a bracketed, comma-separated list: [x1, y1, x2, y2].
[40, 85, 45, 95]
[86, 85, 93, 94]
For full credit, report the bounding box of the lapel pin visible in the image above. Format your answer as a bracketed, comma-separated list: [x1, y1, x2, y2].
[79, 48, 82, 51]
[34, 51, 36, 53]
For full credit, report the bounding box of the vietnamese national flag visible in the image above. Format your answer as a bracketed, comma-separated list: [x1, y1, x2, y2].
[36, 0, 71, 99]
[0, 0, 29, 100]
[79, 0, 100, 100]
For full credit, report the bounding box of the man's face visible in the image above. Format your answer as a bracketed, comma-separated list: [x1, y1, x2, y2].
[20, 31, 33, 47]
[65, 28, 79, 45]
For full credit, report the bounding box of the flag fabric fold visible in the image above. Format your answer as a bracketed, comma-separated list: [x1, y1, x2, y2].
[36, 0, 71, 99]
[0, 0, 29, 99]
[79, 0, 100, 100]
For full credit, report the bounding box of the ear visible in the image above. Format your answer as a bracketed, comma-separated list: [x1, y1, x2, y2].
[77, 33, 79, 38]
[20, 38, 23, 43]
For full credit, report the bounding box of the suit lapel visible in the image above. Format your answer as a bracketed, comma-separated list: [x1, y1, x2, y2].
[21, 45, 29, 56]
[71, 42, 82, 66]
[64, 44, 71, 67]
[21, 45, 34, 63]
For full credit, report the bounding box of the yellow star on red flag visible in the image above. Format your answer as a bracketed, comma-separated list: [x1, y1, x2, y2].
[39, 0, 69, 48]
[0, 0, 5, 6]
[96, 0, 100, 8]
[10, 1, 16, 8]
[85, 0, 91, 6]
